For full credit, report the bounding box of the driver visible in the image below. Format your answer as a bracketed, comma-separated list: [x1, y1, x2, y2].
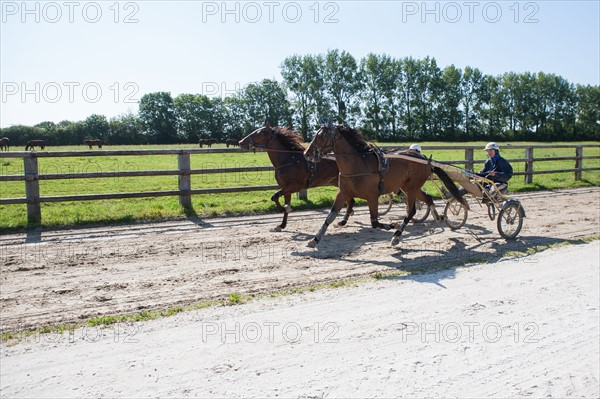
[444, 142, 513, 200]
[477, 142, 513, 193]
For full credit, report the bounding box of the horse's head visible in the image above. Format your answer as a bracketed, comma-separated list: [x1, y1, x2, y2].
[304, 124, 337, 163]
[239, 122, 276, 151]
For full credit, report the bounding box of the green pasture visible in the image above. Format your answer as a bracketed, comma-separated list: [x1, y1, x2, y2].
[1, 142, 598, 230]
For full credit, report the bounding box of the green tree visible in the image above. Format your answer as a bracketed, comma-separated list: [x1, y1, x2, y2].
[241, 79, 292, 129]
[83, 114, 109, 142]
[281, 54, 325, 139]
[461, 66, 487, 139]
[439, 65, 463, 140]
[323, 49, 362, 124]
[575, 85, 600, 139]
[174, 93, 214, 142]
[108, 112, 142, 144]
[359, 53, 398, 140]
[138, 92, 178, 144]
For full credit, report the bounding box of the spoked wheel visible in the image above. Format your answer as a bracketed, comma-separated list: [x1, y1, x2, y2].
[409, 199, 431, 223]
[487, 203, 496, 220]
[497, 202, 524, 240]
[444, 198, 468, 230]
[378, 193, 394, 216]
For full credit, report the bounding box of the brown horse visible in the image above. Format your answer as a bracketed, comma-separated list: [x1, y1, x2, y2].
[25, 140, 46, 151]
[84, 139, 103, 149]
[225, 138, 239, 148]
[239, 123, 356, 231]
[304, 124, 468, 247]
[0, 137, 9, 151]
[199, 138, 217, 148]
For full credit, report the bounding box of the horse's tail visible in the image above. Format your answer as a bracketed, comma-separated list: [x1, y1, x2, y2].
[25, 144, 30, 151]
[432, 166, 469, 208]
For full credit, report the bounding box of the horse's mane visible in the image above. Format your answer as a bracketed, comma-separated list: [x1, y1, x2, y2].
[272, 126, 305, 151]
[336, 125, 372, 153]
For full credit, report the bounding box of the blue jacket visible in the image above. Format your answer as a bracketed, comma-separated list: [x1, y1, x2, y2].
[477, 153, 513, 183]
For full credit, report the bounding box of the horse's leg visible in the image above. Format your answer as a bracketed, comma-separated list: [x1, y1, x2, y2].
[417, 189, 442, 222]
[282, 193, 293, 214]
[307, 193, 347, 248]
[273, 193, 293, 232]
[391, 192, 418, 246]
[336, 198, 355, 227]
[368, 195, 394, 230]
[271, 190, 285, 212]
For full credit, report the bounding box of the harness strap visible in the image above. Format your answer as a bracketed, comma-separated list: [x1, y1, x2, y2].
[306, 160, 317, 188]
[369, 143, 389, 194]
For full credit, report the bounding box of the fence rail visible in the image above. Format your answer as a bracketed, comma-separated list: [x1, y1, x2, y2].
[1, 144, 599, 225]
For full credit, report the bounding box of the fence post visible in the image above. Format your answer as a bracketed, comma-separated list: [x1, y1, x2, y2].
[525, 147, 534, 184]
[24, 155, 41, 225]
[178, 152, 192, 209]
[297, 189, 308, 201]
[575, 146, 583, 181]
[465, 148, 474, 171]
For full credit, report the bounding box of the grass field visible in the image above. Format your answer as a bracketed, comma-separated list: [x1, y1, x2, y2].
[1, 142, 599, 230]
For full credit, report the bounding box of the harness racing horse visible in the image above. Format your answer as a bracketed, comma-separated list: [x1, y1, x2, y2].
[25, 140, 46, 151]
[84, 139, 103, 149]
[0, 137, 9, 151]
[239, 123, 356, 231]
[304, 124, 468, 247]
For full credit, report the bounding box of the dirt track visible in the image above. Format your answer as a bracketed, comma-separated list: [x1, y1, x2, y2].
[1, 187, 599, 332]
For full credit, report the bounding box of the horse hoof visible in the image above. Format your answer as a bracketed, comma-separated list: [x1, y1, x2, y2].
[391, 236, 401, 246]
[383, 223, 393, 231]
[336, 221, 347, 228]
[307, 239, 318, 248]
[283, 204, 293, 213]
[271, 226, 283, 232]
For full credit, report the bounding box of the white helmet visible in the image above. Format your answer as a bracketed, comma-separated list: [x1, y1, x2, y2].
[409, 144, 422, 152]
[485, 142, 500, 151]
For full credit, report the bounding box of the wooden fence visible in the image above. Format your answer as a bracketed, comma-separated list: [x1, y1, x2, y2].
[1, 144, 599, 225]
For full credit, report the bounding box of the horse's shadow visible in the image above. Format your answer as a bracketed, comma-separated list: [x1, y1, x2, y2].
[288, 218, 579, 287]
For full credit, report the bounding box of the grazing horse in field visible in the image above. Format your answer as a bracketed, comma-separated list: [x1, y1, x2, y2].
[0, 137, 9, 151]
[84, 139, 103, 149]
[304, 123, 468, 247]
[239, 123, 356, 231]
[225, 138, 239, 148]
[199, 139, 217, 148]
[25, 140, 46, 151]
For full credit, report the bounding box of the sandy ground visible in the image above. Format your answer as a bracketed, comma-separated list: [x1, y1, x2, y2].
[1, 240, 598, 398]
[0, 187, 599, 333]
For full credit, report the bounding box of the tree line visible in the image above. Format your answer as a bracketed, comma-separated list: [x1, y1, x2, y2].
[2, 50, 598, 146]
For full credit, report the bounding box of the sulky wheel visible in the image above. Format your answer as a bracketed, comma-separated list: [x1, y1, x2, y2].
[378, 193, 394, 216]
[409, 198, 431, 223]
[487, 202, 496, 221]
[444, 198, 468, 230]
[497, 201, 524, 240]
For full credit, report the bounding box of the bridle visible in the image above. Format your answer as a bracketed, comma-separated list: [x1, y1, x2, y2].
[307, 125, 338, 162]
[246, 127, 276, 150]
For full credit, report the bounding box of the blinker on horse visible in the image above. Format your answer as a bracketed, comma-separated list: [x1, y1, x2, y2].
[304, 123, 468, 247]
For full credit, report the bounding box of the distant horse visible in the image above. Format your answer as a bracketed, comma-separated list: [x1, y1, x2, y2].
[0, 137, 9, 151]
[304, 123, 468, 247]
[239, 123, 356, 231]
[199, 139, 217, 148]
[84, 139, 103, 149]
[25, 140, 46, 151]
[225, 138, 239, 148]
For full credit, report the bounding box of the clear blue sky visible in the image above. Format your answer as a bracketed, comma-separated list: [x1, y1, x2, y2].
[1, 0, 598, 127]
